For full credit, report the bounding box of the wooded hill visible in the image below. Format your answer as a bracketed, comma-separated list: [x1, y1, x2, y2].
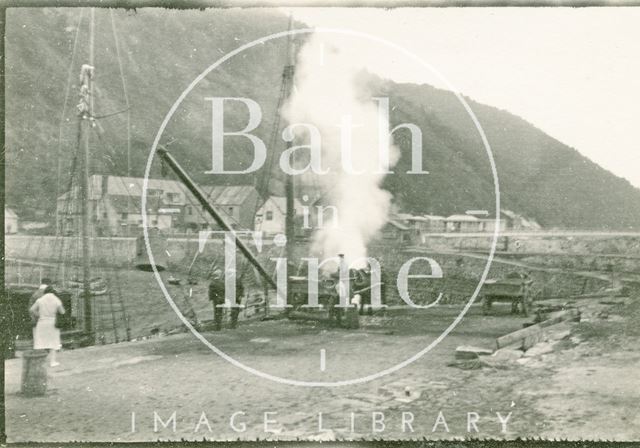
[6, 8, 640, 230]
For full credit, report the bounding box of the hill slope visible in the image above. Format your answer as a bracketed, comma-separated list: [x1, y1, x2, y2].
[373, 78, 640, 229]
[5, 8, 640, 230]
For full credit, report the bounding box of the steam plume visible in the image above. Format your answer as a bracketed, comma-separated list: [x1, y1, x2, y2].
[282, 34, 400, 269]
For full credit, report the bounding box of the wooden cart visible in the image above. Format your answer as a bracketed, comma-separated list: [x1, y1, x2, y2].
[480, 273, 534, 317]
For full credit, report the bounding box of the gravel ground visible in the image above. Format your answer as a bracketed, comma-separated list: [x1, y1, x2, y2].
[5, 298, 639, 442]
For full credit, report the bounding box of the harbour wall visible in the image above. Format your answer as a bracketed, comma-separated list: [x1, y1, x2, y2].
[6, 232, 640, 269]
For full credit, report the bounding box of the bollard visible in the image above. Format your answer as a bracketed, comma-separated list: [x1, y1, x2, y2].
[21, 349, 48, 397]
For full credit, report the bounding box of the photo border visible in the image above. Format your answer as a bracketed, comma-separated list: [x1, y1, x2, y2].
[2, 1, 639, 446]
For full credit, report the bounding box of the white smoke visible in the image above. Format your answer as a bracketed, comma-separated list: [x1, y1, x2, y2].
[282, 34, 400, 269]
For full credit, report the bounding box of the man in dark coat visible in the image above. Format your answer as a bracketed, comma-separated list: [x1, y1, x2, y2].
[229, 269, 244, 329]
[208, 268, 245, 331]
[208, 269, 225, 331]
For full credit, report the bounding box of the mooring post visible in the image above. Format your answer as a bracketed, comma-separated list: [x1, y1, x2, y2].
[21, 350, 48, 397]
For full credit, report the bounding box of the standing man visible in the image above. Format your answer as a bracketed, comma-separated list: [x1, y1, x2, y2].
[208, 269, 225, 331]
[229, 267, 245, 330]
[208, 267, 245, 331]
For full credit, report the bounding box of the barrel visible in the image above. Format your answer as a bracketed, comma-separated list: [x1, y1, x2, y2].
[21, 349, 48, 397]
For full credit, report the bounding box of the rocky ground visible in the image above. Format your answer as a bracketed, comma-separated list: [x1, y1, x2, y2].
[5, 293, 639, 442]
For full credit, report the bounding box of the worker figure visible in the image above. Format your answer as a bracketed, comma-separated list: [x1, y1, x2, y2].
[229, 268, 245, 330]
[344, 294, 361, 329]
[329, 254, 350, 326]
[330, 278, 347, 326]
[336, 253, 350, 306]
[208, 269, 225, 331]
[208, 268, 245, 331]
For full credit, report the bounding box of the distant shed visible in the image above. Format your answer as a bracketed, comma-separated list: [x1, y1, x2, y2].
[445, 214, 482, 233]
[380, 219, 411, 242]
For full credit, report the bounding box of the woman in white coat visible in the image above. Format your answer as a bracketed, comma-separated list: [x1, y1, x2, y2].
[29, 285, 65, 367]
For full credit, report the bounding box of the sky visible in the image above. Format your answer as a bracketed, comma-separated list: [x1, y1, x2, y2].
[287, 7, 640, 189]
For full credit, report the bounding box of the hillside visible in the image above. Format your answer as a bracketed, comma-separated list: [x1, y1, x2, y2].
[374, 78, 640, 229]
[5, 8, 640, 230]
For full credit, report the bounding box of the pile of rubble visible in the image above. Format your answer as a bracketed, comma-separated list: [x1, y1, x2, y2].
[449, 308, 580, 370]
[450, 289, 633, 370]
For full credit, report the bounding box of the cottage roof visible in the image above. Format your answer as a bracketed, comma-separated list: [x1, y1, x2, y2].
[57, 175, 185, 201]
[386, 219, 410, 230]
[393, 213, 414, 221]
[405, 215, 443, 222]
[500, 209, 518, 219]
[57, 176, 257, 209]
[446, 214, 479, 222]
[201, 185, 258, 206]
[106, 175, 184, 196]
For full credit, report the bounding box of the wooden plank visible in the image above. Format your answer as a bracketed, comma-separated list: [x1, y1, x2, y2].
[522, 330, 546, 351]
[539, 308, 580, 327]
[455, 345, 494, 359]
[496, 310, 580, 350]
[496, 324, 543, 349]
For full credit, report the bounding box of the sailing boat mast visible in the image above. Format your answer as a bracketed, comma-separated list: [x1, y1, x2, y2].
[77, 8, 96, 338]
[283, 16, 296, 304]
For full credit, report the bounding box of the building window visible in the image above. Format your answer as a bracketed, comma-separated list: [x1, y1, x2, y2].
[103, 211, 108, 219]
[228, 206, 234, 215]
[266, 211, 273, 221]
[187, 206, 192, 216]
[121, 213, 128, 220]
